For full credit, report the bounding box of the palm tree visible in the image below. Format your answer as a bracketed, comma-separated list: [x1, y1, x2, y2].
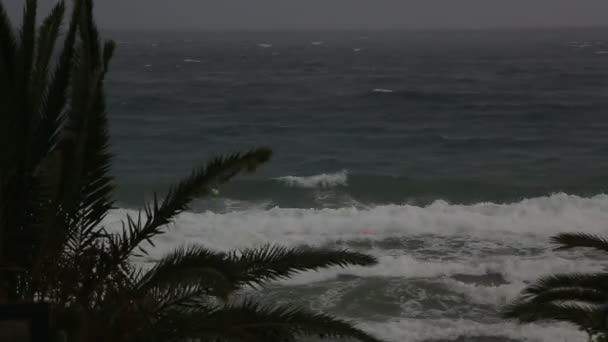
[0, 1, 383, 341]
[503, 233, 608, 342]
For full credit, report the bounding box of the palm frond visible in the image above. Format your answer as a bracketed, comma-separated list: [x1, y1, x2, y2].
[150, 283, 222, 316]
[102, 40, 115, 73]
[166, 299, 384, 342]
[522, 273, 608, 295]
[57, 0, 115, 257]
[41, 0, 82, 148]
[137, 246, 235, 299]
[138, 244, 376, 299]
[552, 233, 608, 253]
[230, 244, 377, 288]
[111, 148, 271, 261]
[11, 0, 38, 176]
[29, 1, 65, 141]
[0, 2, 17, 71]
[503, 300, 607, 333]
[519, 287, 608, 305]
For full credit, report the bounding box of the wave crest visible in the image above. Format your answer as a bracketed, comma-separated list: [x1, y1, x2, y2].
[274, 170, 348, 188]
[106, 193, 608, 252]
[372, 88, 394, 93]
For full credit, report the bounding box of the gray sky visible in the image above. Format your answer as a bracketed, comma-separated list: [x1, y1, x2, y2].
[5, 0, 608, 30]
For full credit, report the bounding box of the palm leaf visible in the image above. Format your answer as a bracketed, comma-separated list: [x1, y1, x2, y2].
[29, 1, 65, 153]
[167, 299, 384, 342]
[15, 0, 37, 152]
[111, 148, 271, 262]
[0, 2, 17, 75]
[503, 300, 607, 333]
[520, 287, 608, 305]
[522, 273, 608, 295]
[230, 244, 377, 288]
[41, 0, 82, 148]
[58, 0, 114, 257]
[552, 233, 608, 253]
[138, 244, 376, 300]
[137, 246, 235, 299]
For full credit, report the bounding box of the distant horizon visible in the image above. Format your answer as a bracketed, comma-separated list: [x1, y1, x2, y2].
[5, 0, 608, 32]
[100, 24, 608, 34]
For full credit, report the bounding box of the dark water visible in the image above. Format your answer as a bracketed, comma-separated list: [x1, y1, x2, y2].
[106, 29, 608, 208]
[103, 29, 608, 341]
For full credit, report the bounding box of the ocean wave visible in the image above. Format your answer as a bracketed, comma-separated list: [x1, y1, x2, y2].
[360, 318, 585, 342]
[183, 58, 201, 63]
[372, 88, 395, 93]
[278, 253, 605, 287]
[274, 170, 348, 188]
[257, 43, 273, 48]
[104, 194, 605, 341]
[105, 193, 608, 252]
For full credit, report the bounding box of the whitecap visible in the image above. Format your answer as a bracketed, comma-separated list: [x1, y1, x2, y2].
[311, 41, 324, 46]
[274, 170, 348, 188]
[360, 318, 585, 342]
[104, 193, 608, 252]
[373, 88, 394, 93]
[277, 252, 605, 286]
[183, 58, 201, 63]
[257, 43, 273, 48]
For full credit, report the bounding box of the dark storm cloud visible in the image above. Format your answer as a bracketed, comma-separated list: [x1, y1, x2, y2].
[5, 0, 608, 30]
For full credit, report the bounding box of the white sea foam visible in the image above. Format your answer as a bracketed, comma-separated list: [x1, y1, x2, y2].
[373, 88, 394, 93]
[183, 58, 201, 63]
[274, 170, 348, 188]
[311, 41, 324, 46]
[569, 41, 591, 49]
[257, 43, 273, 48]
[105, 193, 608, 252]
[595, 51, 608, 55]
[360, 318, 585, 342]
[104, 194, 607, 340]
[278, 253, 605, 286]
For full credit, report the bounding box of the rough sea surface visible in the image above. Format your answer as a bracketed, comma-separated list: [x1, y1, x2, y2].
[104, 29, 608, 341]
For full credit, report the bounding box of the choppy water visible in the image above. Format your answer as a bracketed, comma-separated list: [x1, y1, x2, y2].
[104, 29, 608, 341]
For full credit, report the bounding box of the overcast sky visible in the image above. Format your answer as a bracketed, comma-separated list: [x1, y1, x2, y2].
[5, 0, 608, 30]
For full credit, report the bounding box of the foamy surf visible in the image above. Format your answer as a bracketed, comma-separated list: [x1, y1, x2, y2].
[360, 319, 585, 342]
[105, 193, 608, 251]
[103, 193, 607, 342]
[274, 170, 348, 188]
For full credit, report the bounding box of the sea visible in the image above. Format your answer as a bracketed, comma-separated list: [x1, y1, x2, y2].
[103, 28, 608, 342]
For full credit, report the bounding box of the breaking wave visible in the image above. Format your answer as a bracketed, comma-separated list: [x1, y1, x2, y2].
[274, 170, 348, 188]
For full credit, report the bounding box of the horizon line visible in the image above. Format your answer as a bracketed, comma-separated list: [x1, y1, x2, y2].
[99, 25, 608, 34]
